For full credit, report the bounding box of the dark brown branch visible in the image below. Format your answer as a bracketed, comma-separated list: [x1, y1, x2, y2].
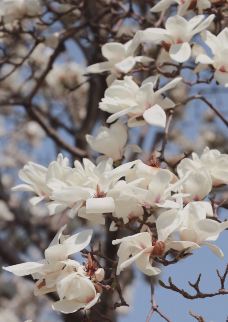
[159, 265, 228, 299]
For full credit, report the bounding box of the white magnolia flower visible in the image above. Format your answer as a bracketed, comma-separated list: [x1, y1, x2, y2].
[87, 35, 152, 84]
[25, 121, 45, 146]
[53, 272, 100, 313]
[177, 157, 212, 201]
[86, 122, 128, 161]
[196, 28, 228, 87]
[168, 201, 228, 257]
[191, 147, 228, 186]
[12, 154, 71, 205]
[177, 147, 228, 200]
[151, 0, 211, 16]
[4, 227, 96, 312]
[126, 159, 177, 189]
[48, 158, 136, 222]
[113, 232, 161, 276]
[113, 211, 182, 275]
[140, 14, 214, 62]
[0, 0, 42, 22]
[139, 169, 184, 209]
[99, 76, 181, 128]
[0, 200, 14, 221]
[107, 180, 144, 225]
[46, 62, 88, 96]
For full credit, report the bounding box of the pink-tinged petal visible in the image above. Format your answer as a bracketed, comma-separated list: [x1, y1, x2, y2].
[86, 197, 115, 214]
[3, 262, 44, 276]
[85, 293, 100, 310]
[143, 104, 166, 128]
[169, 42, 191, 63]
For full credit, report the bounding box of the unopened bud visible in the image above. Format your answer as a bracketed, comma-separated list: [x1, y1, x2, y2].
[95, 268, 105, 282]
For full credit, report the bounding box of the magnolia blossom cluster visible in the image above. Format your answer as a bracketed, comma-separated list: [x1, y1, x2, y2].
[4, 227, 104, 313]
[7, 147, 228, 290]
[0, 0, 42, 22]
[3, 0, 228, 317]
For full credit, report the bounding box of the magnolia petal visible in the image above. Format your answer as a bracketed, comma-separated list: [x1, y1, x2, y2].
[3, 262, 44, 276]
[156, 209, 181, 241]
[45, 244, 68, 263]
[191, 14, 215, 36]
[201, 242, 224, 258]
[12, 184, 34, 192]
[156, 77, 182, 96]
[47, 202, 68, 216]
[135, 254, 161, 276]
[64, 229, 93, 256]
[115, 57, 136, 73]
[52, 299, 84, 314]
[102, 42, 125, 61]
[140, 28, 168, 44]
[86, 197, 115, 214]
[87, 62, 113, 73]
[151, 0, 174, 12]
[78, 206, 105, 225]
[29, 196, 45, 206]
[106, 106, 136, 123]
[196, 54, 214, 65]
[167, 240, 200, 252]
[169, 42, 191, 63]
[214, 70, 228, 87]
[165, 15, 188, 34]
[117, 249, 145, 275]
[85, 293, 100, 310]
[195, 219, 221, 242]
[143, 104, 166, 128]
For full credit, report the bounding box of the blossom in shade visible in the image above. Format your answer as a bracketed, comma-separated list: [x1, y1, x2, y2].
[166, 201, 228, 257]
[12, 154, 71, 205]
[3, 227, 100, 313]
[87, 34, 152, 84]
[196, 28, 228, 87]
[177, 147, 228, 200]
[0, 0, 42, 22]
[113, 209, 182, 275]
[86, 122, 128, 161]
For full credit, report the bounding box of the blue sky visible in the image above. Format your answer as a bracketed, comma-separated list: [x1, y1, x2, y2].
[120, 232, 228, 322]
